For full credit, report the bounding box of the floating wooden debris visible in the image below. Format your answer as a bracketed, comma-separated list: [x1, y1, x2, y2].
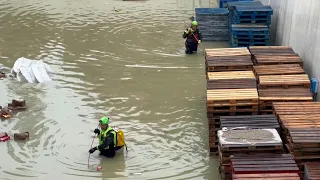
[253, 64, 305, 78]
[0, 107, 12, 119]
[304, 162, 320, 180]
[273, 102, 320, 116]
[0, 72, 5, 79]
[258, 88, 313, 113]
[232, 173, 300, 180]
[220, 115, 280, 131]
[7, 99, 27, 111]
[207, 71, 257, 89]
[205, 48, 253, 72]
[258, 74, 310, 89]
[207, 88, 259, 117]
[230, 154, 299, 174]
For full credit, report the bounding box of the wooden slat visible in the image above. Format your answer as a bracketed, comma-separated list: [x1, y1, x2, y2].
[220, 115, 280, 130]
[232, 173, 300, 180]
[253, 64, 305, 76]
[207, 79, 257, 90]
[304, 162, 320, 180]
[230, 153, 299, 174]
[207, 71, 255, 80]
[254, 54, 303, 65]
[207, 89, 258, 105]
[258, 88, 313, 101]
[259, 74, 310, 88]
[273, 102, 320, 116]
[205, 48, 251, 57]
[279, 115, 320, 129]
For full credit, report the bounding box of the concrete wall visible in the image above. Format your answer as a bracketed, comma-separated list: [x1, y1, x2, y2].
[260, 0, 320, 99]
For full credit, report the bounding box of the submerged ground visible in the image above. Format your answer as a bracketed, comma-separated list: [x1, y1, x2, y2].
[0, 0, 229, 179]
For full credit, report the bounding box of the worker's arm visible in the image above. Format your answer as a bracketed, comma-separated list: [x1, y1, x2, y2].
[182, 28, 190, 39]
[97, 133, 114, 150]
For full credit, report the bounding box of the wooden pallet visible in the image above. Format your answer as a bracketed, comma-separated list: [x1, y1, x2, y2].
[232, 173, 300, 180]
[248, 46, 295, 55]
[279, 115, 320, 129]
[218, 128, 283, 152]
[207, 71, 257, 89]
[207, 79, 257, 89]
[207, 88, 259, 106]
[253, 54, 303, 66]
[230, 153, 299, 174]
[205, 48, 251, 58]
[205, 48, 253, 72]
[273, 102, 320, 116]
[253, 64, 305, 77]
[258, 74, 311, 89]
[304, 162, 320, 180]
[207, 111, 259, 118]
[207, 71, 255, 80]
[206, 60, 253, 72]
[259, 88, 313, 110]
[220, 115, 280, 131]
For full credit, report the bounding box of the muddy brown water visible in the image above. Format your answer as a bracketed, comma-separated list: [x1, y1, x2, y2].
[0, 0, 229, 179]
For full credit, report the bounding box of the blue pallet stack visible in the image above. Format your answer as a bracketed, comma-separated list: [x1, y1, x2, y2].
[226, 1, 273, 47]
[219, 0, 253, 8]
[195, 8, 229, 41]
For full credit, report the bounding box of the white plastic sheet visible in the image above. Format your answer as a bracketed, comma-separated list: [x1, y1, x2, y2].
[10, 57, 53, 83]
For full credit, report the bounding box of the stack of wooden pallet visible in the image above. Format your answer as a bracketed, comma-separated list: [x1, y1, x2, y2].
[230, 154, 300, 180]
[248, 46, 313, 114]
[304, 162, 320, 180]
[217, 128, 284, 179]
[205, 48, 253, 72]
[205, 48, 256, 153]
[273, 102, 320, 178]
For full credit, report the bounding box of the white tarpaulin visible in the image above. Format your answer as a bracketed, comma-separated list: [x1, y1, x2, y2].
[10, 57, 53, 83]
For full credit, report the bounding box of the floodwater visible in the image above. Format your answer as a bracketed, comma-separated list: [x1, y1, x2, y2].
[0, 0, 229, 179]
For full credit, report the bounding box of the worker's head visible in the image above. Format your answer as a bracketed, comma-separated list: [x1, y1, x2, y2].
[191, 21, 198, 30]
[99, 116, 109, 130]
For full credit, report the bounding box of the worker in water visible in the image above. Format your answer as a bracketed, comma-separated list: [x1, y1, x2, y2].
[88, 117, 123, 158]
[182, 21, 202, 54]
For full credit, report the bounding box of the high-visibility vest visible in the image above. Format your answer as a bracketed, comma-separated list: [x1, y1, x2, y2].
[98, 126, 117, 149]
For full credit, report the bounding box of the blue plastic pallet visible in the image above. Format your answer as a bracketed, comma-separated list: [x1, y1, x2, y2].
[235, 6, 274, 15]
[195, 8, 229, 15]
[226, 1, 263, 10]
[231, 42, 271, 47]
[231, 38, 270, 43]
[219, 0, 253, 8]
[230, 19, 271, 25]
[232, 34, 270, 39]
[233, 11, 272, 19]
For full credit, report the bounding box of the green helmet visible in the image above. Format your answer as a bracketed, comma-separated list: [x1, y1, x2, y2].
[100, 117, 109, 125]
[191, 21, 198, 26]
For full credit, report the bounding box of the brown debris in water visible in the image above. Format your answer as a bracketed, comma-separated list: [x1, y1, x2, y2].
[8, 99, 27, 110]
[0, 107, 13, 119]
[0, 72, 5, 79]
